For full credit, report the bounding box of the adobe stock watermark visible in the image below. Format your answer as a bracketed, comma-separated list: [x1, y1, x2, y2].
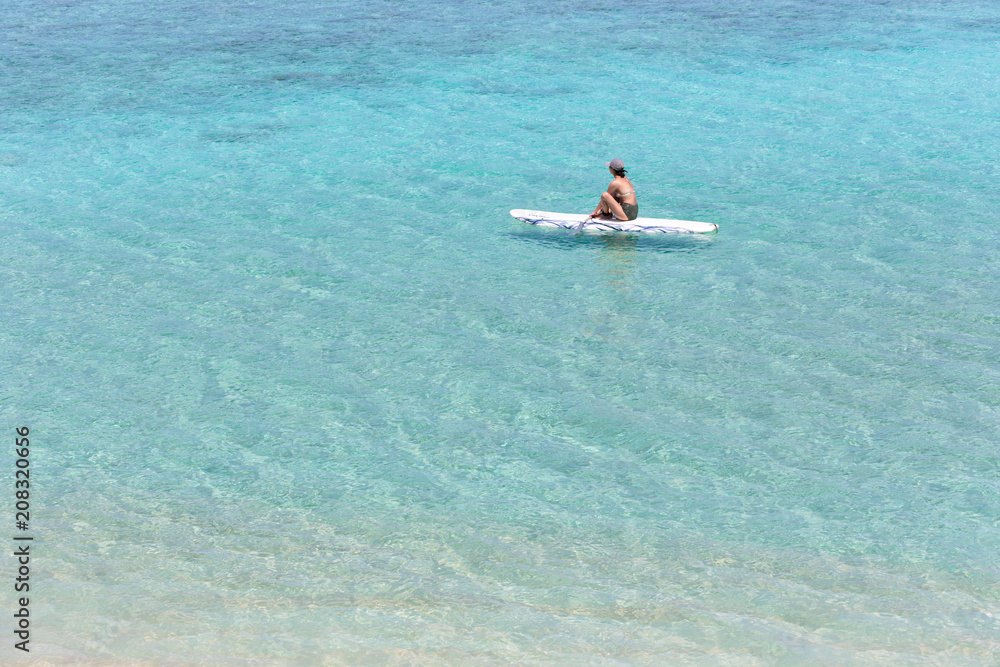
[13, 426, 32, 653]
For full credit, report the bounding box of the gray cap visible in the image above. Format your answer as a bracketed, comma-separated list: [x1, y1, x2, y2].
[606, 158, 625, 170]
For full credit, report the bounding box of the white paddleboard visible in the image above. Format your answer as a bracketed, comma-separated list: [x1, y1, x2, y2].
[510, 209, 718, 234]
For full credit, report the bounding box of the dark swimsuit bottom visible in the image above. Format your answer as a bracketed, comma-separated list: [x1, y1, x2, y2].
[619, 202, 639, 221]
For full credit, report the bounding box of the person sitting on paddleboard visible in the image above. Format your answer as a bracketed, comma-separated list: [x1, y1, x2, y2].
[588, 158, 638, 221]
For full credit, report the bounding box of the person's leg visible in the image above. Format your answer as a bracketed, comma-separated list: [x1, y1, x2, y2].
[592, 194, 612, 218]
[600, 192, 628, 220]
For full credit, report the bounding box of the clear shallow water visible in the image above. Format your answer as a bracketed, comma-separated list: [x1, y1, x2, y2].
[2, 0, 1000, 663]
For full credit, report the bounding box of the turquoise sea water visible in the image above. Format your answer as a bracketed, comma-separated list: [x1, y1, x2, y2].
[3, 0, 1000, 662]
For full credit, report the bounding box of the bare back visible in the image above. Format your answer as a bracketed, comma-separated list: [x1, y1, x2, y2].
[608, 176, 636, 205]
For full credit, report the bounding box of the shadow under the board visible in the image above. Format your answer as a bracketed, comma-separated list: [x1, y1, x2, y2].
[507, 225, 719, 254]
